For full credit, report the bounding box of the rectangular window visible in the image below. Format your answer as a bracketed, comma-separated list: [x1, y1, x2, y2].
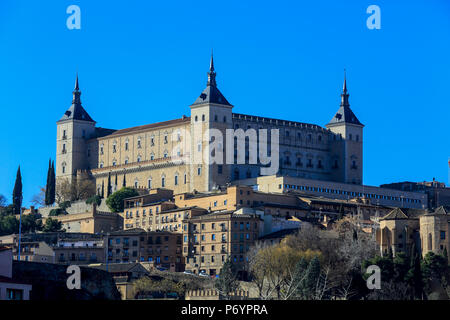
[441, 231, 446, 240]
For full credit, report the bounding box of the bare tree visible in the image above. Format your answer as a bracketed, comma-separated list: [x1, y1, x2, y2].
[0, 194, 6, 207]
[30, 187, 46, 207]
[55, 173, 96, 203]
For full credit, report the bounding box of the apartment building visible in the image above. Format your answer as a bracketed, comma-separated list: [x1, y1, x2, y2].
[182, 211, 262, 278]
[105, 229, 184, 271]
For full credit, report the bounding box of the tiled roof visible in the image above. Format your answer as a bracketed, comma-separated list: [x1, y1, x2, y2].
[380, 208, 409, 220]
[106, 117, 190, 137]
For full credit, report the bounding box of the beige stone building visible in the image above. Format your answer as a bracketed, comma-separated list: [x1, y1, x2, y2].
[55, 56, 365, 199]
[237, 174, 427, 209]
[377, 206, 450, 261]
[105, 229, 184, 271]
[182, 211, 262, 278]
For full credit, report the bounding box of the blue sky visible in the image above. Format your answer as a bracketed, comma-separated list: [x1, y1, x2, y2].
[0, 0, 449, 205]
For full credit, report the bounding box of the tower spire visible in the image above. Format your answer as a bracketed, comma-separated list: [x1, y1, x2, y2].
[343, 69, 347, 94]
[72, 73, 81, 105]
[341, 70, 349, 107]
[207, 51, 217, 87]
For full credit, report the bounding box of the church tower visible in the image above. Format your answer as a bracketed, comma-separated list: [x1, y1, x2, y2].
[56, 75, 96, 186]
[326, 73, 364, 185]
[189, 53, 233, 191]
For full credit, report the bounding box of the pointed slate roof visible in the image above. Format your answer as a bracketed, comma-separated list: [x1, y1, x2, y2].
[380, 208, 409, 220]
[425, 206, 450, 216]
[58, 75, 95, 123]
[191, 53, 232, 107]
[327, 74, 363, 127]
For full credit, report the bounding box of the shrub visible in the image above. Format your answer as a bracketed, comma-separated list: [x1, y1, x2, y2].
[106, 187, 139, 213]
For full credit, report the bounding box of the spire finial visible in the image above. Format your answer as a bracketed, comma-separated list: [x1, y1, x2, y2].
[207, 51, 217, 87]
[343, 69, 347, 94]
[341, 69, 349, 107]
[72, 73, 81, 105]
[210, 50, 215, 72]
[74, 73, 79, 91]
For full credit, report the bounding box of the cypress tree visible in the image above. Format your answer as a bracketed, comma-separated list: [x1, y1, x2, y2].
[45, 159, 51, 205]
[101, 180, 105, 198]
[12, 166, 23, 215]
[115, 173, 118, 191]
[107, 172, 112, 197]
[49, 160, 56, 204]
[123, 172, 126, 187]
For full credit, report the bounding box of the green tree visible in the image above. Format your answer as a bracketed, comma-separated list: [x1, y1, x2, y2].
[86, 195, 102, 206]
[45, 159, 56, 205]
[405, 248, 423, 299]
[107, 172, 112, 197]
[21, 213, 43, 233]
[0, 215, 19, 236]
[123, 173, 126, 187]
[42, 218, 64, 232]
[45, 159, 51, 205]
[421, 252, 448, 294]
[12, 166, 22, 216]
[300, 256, 321, 299]
[106, 187, 139, 213]
[215, 257, 239, 299]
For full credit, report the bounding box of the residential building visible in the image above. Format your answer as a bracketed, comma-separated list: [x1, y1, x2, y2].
[182, 211, 262, 278]
[105, 229, 184, 271]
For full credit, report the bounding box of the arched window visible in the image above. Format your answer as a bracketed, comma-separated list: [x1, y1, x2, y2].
[137, 137, 142, 149]
[150, 153, 155, 161]
[112, 141, 117, 153]
[62, 162, 67, 174]
[137, 155, 141, 162]
[125, 139, 129, 151]
[134, 178, 139, 188]
[184, 173, 187, 184]
[163, 150, 168, 158]
[99, 162, 104, 168]
[112, 159, 117, 166]
[124, 157, 129, 165]
[161, 175, 166, 188]
[148, 178, 152, 189]
[202, 114, 205, 121]
[174, 174, 178, 186]
[100, 143, 104, 155]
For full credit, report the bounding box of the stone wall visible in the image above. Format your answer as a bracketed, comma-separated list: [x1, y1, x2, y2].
[12, 260, 121, 300]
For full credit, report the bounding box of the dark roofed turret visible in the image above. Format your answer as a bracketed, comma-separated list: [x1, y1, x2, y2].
[191, 52, 232, 107]
[327, 72, 363, 127]
[58, 74, 95, 123]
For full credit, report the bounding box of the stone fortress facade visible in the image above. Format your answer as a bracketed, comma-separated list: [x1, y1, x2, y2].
[55, 55, 364, 196]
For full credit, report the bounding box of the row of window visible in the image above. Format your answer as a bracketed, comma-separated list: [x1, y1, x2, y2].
[282, 184, 423, 203]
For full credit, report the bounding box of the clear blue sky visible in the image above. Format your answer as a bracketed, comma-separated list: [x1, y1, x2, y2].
[0, 0, 449, 205]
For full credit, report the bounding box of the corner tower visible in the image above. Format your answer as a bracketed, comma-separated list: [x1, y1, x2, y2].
[56, 75, 96, 186]
[189, 53, 234, 191]
[326, 73, 364, 184]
